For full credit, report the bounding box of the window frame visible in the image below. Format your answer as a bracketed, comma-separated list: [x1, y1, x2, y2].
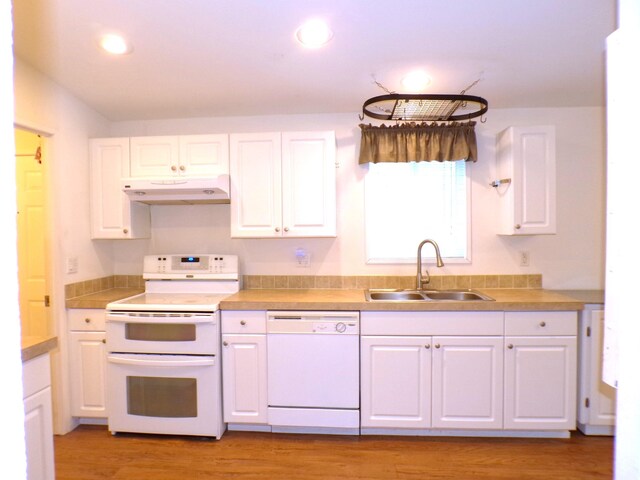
[363, 161, 472, 265]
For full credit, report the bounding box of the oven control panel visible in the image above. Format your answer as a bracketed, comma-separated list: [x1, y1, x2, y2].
[143, 254, 238, 278]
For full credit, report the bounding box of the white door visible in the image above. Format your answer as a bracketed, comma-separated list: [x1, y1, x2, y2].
[69, 331, 108, 418]
[281, 131, 336, 237]
[497, 125, 556, 235]
[360, 336, 431, 429]
[89, 138, 150, 239]
[230, 132, 282, 237]
[432, 336, 504, 429]
[587, 310, 616, 426]
[221, 334, 268, 424]
[15, 128, 50, 337]
[179, 134, 229, 177]
[130, 136, 180, 177]
[504, 336, 577, 430]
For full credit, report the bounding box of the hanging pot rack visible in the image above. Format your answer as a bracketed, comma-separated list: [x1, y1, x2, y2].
[360, 93, 488, 122]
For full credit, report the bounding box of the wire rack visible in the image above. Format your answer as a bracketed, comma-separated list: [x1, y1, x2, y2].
[361, 94, 488, 122]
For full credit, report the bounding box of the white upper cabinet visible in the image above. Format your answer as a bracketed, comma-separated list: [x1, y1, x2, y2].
[89, 138, 150, 239]
[129, 134, 229, 178]
[495, 126, 556, 235]
[230, 131, 336, 238]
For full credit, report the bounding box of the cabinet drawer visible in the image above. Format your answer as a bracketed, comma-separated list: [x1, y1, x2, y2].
[68, 309, 106, 331]
[222, 310, 266, 334]
[505, 311, 577, 336]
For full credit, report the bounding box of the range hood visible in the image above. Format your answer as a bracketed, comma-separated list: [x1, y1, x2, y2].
[122, 176, 230, 205]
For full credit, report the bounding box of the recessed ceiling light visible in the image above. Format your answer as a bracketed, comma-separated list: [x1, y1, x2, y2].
[295, 19, 333, 48]
[401, 70, 432, 92]
[99, 33, 132, 55]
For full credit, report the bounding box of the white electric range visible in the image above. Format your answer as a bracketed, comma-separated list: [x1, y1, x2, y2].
[105, 254, 239, 439]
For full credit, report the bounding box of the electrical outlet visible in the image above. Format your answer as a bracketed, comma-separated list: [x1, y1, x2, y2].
[295, 248, 311, 267]
[519, 251, 530, 267]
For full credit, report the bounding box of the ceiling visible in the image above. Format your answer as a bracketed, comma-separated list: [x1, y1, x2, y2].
[12, 0, 617, 122]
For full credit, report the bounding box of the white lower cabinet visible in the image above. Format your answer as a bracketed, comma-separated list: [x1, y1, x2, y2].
[23, 354, 55, 480]
[577, 306, 616, 434]
[360, 336, 432, 428]
[503, 311, 577, 431]
[360, 310, 577, 436]
[432, 336, 504, 429]
[67, 309, 108, 418]
[221, 311, 268, 425]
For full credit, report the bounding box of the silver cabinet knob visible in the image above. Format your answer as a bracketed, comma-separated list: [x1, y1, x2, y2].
[275, 227, 280, 232]
[515, 224, 521, 230]
[508, 344, 514, 349]
[284, 227, 289, 232]
[240, 320, 246, 326]
[101, 339, 106, 344]
[222, 341, 229, 347]
[171, 165, 177, 171]
[85, 318, 91, 323]
[179, 165, 185, 171]
[425, 344, 431, 349]
[123, 228, 129, 234]
[435, 343, 441, 349]
[540, 321, 546, 327]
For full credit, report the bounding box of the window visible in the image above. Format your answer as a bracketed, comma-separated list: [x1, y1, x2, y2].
[364, 161, 470, 263]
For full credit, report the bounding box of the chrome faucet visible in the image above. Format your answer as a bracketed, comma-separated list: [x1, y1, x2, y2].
[416, 239, 444, 290]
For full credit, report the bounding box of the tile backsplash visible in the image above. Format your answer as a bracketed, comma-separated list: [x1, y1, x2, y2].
[65, 274, 542, 299]
[241, 274, 542, 290]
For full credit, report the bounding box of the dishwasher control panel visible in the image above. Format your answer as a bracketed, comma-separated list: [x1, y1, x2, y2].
[267, 311, 359, 334]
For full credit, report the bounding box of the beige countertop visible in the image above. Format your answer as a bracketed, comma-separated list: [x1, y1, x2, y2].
[21, 336, 58, 362]
[219, 288, 584, 312]
[65, 287, 144, 309]
[65, 286, 585, 312]
[552, 289, 604, 305]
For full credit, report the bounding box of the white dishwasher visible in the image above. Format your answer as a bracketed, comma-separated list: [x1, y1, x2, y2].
[267, 311, 360, 434]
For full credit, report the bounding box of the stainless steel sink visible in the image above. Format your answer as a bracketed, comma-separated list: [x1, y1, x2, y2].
[366, 290, 429, 301]
[422, 290, 494, 301]
[365, 289, 494, 302]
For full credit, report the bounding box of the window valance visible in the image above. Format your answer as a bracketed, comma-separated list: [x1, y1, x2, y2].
[358, 122, 477, 164]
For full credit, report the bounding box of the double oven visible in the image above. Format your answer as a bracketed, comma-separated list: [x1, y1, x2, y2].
[105, 254, 239, 438]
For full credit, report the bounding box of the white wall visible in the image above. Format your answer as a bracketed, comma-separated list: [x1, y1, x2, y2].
[14, 58, 113, 285]
[110, 106, 606, 289]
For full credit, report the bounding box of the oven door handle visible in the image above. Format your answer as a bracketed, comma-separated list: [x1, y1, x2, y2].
[107, 354, 215, 367]
[106, 314, 214, 324]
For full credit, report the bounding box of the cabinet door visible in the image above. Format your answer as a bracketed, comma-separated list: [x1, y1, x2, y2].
[281, 131, 336, 237]
[221, 334, 268, 424]
[69, 331, 108, 418]
[230, 133, 282, 237]
[496, 126, 556, 235]
[179, 134, 229, 177]
[90, 138, 150, 239]
[504, 336, 576, 430]
[586, 310, 617, 426]
[432, 336, 504, 429]
[24, 387, 55, 480]
[130, 136, 180, 177]
[361, 336, 431, 428]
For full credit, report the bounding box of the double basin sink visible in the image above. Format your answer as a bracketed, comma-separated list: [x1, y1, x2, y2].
[365, 289, 495, 302]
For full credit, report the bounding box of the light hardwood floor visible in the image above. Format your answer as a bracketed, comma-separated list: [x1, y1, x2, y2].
[54, 426, 613, 479]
